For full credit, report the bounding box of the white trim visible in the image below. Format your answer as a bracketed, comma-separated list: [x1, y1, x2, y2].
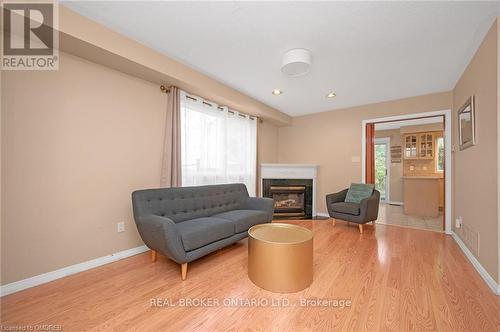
[261, 163, 318, 168]
[362, 110, 452, 234]
[451, 232, 500, 295]
[0, 245, 149, 297]
[374, 137, 391, 202]
[316, 212, 330, 218]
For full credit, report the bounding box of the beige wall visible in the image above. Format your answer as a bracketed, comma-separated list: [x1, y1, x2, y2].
[452, 21, 498, 282]
[277, 91, 452, 214]
[375, 129, 403, 202]
[1, 52, 163, 284]
[1, 52, 280, 285]
[256, 120, 280, 194]
[258, 121, 279, 164]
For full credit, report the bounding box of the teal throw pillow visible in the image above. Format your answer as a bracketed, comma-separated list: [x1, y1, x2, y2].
[344, 183, 374, 204]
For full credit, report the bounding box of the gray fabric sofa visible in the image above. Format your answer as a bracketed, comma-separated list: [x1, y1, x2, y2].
[132, 183, 274, 280]
[326, 188, 380, 233]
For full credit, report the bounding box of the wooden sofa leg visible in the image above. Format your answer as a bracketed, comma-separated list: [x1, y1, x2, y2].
[358, 224, 364, 234]
[151, 250, 157, 262]
[181, 263, 188, 281]
[332, 218, 336, 227]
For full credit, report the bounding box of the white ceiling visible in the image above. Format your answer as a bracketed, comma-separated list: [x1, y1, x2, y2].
[63, 1, 499, 116]
[375, 116, 443, 131]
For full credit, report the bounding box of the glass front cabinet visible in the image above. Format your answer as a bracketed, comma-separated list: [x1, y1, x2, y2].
[403, 132, 434, 160]
[403, 134, 418, 159]
[419, 133, 434, 159]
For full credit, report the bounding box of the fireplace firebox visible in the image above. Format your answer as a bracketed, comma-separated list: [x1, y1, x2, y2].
[262, 179, 313, 219]
[270, 185, 306, 217]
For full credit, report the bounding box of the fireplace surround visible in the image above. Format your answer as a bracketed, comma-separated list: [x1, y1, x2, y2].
[260, 164, 318, 219]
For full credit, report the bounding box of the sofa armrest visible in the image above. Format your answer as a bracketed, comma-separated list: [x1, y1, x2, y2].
[241, 197, 274, 220]
[359, 190, 380, 221]
[135, 214, 187, 263]
[326, 189, 348, 205]
[326, 189, 349, 217]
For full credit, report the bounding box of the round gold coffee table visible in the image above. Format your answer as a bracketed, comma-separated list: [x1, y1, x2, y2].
[248, 223, 313, 293]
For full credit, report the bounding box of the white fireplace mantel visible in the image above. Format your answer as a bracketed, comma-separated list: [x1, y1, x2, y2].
[260, 164, 318, 217]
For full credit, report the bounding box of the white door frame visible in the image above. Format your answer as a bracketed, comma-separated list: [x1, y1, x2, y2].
[362, 110, 452, 234]
[374, 137, 391, 202]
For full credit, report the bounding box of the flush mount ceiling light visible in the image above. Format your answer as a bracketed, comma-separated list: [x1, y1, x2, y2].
[281, 48, 312, 77]
[272, 89, 283, 95]
[326, 92, 337, 98]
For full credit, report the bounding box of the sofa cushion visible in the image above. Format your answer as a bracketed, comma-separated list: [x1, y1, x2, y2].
[176, 217, 235, 251]
[214, 209, 269, 233]
[332, 202, 360, 216]
[345, 183, 374, 204]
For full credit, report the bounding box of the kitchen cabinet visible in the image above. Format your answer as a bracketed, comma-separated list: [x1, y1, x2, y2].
[403, 134, 418, 159]
[403, 132, 435, 160]
[403, 176, 441, 218]
[419, 133, 434, 159]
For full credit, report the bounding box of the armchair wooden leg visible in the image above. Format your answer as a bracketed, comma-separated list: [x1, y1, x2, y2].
[181, 263, 188, 281]
[151, 250, 157, 262]
[358, 224, 364, 234]
[332, 218, 336, 227]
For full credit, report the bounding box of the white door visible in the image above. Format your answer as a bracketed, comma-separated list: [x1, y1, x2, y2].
[374, 137, 391, 202]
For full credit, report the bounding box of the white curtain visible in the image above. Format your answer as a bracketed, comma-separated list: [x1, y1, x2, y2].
[180, 91, 257, 196]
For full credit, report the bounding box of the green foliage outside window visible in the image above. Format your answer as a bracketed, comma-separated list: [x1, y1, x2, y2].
[375, 144, 387, 199]
[437, 137, 444, 172]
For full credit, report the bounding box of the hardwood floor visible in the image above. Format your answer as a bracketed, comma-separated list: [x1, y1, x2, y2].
[1, 220, 499, 331]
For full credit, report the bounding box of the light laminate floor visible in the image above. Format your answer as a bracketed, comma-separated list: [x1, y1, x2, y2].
[1, 220, 499, 331]
[377, 203, 444, 232]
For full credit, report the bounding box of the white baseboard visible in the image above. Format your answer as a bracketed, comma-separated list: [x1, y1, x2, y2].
[451, 232, 499, 295]
[0, 245, 149, 297]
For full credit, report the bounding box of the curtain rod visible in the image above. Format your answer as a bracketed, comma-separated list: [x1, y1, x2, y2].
[160, 84, 263, 122]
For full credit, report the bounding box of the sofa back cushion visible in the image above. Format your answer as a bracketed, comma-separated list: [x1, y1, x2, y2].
[132, 183, 249, 223]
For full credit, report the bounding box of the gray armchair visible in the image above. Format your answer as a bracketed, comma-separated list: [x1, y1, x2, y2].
[325, 188, 380, 233]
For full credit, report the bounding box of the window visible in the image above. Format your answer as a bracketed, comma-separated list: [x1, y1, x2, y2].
[436, 136, 444, 172]
[180, 91, 257, 195]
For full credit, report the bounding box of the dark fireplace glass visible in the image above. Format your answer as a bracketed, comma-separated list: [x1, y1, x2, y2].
[270, 185, 306, 216]
[262, 179, 313, 219]
[273, 193, 304, 210]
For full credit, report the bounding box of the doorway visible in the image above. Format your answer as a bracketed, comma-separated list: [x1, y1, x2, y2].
[374, 138, 390, 202]
[362, 110, 452, 234]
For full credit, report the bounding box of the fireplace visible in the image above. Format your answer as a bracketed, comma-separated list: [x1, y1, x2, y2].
[270, 185, 306, 217]
[262, 178, 313, 219]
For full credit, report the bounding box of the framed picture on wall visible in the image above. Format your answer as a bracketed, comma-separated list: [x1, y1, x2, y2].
[458, 95, 476, 151]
